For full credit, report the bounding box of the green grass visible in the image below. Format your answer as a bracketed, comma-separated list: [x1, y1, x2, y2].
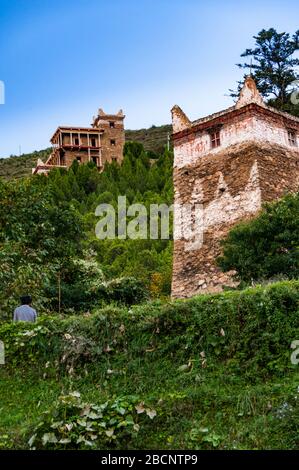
[0, 371, 60, 448]
[1, 366, 298, 449]
[1, 280, 299, 449]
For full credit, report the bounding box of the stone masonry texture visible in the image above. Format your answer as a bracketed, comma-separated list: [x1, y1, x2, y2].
[171, 78, 299, 298]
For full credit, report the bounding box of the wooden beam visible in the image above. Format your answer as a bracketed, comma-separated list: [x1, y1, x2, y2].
[87, 134, 90, 161]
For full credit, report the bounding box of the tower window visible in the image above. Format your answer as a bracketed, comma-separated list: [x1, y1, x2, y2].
[110, 139, 116, 146]
[210, 130, 221, 148]
[109, 121, 115, 128]
[288, 130, 297, 146]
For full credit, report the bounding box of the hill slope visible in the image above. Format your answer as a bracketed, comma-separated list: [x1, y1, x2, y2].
[0, 124, 172, 181]
[0, 149, 52, 181]
[125, 124, 172, 154]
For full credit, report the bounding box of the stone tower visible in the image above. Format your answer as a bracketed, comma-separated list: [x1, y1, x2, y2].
[33, 108, 125, 175]
[171, 77, 299, 298]
[92, 108, 125, 165]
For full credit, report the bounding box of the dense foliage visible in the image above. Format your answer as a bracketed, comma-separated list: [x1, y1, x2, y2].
[232, 28, 299, 115]
[0, 176, 84, 319]
[1, 280, 299, 449]
[47, 141, 173, 297]
[0, 142, 173, 320]
[29, 392, 156, 450]
[2, 280, 299, 376]
[217, 193, 299, 284]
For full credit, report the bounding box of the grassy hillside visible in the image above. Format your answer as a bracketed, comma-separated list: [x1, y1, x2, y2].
[0, 149, 52, 181]
[0, 125, 172, 181]
[1, 280, 299, 450]
[125, 124, 172, 155]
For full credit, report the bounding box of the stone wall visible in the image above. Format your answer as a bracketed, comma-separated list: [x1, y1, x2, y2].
[93, 109, 125, 165]
[99, 120, 125, 165]
[62, 150, 101, 167]
[173, 106, 299, 169]
[171, 141, 299, 298]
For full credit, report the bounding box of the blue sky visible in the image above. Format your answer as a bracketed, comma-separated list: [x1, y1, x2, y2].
[0, 0, 298, 156]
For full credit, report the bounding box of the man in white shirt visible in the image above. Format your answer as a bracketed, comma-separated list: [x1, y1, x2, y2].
[13, 295, 37, 322]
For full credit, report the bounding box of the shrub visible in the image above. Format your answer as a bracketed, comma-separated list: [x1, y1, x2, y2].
[28, 392, 156, 449]
[1, 280, 299, 377]
[217, 193, 299, 283]
[104, 277, 149, 305]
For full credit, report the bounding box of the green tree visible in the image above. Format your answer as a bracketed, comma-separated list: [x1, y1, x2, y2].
[0, 139, 174, 317]
[232, 28, 299, 112]
[0, 177, 84, 319]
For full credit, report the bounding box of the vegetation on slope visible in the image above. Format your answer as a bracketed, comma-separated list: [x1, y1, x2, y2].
[0, 142, 173, 321]
[1, 280, 299, 449]
[2, 136, 299, 322]
[0, 148, 52, 181]
[125, 124, 172, 156]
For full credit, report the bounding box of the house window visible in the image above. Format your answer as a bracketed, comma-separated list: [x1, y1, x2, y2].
[92, 156, 98, 165]
[110, 139, 116, 146]
[74, 137, 79, 146]
[91, 138, 97, 147]
[288, 130, 297, 146]
[109, 121, 115, 128]
[210, 130, 221, 148]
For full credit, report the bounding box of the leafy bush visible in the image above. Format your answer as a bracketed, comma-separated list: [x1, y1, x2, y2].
[1, 280, 299, 377]
[218, 193, 299, 283]
[28, 392, 156, 449]
[102, 277, 149, 305]
[2, 280, 299, 450]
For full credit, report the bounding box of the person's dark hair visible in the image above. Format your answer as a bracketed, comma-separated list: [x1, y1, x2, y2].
[20, 295, 32, 305]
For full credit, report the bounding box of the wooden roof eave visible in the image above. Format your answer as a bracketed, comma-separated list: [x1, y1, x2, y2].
[50, 127, 105, 143]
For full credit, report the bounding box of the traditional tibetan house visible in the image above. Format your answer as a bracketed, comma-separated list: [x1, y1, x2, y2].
[33, 108, 125, 174]
[171, 77, 299, 298]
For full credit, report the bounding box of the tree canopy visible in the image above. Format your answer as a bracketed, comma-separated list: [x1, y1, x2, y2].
[0, 142, 173, 320]
[232, 28, 299, 115]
